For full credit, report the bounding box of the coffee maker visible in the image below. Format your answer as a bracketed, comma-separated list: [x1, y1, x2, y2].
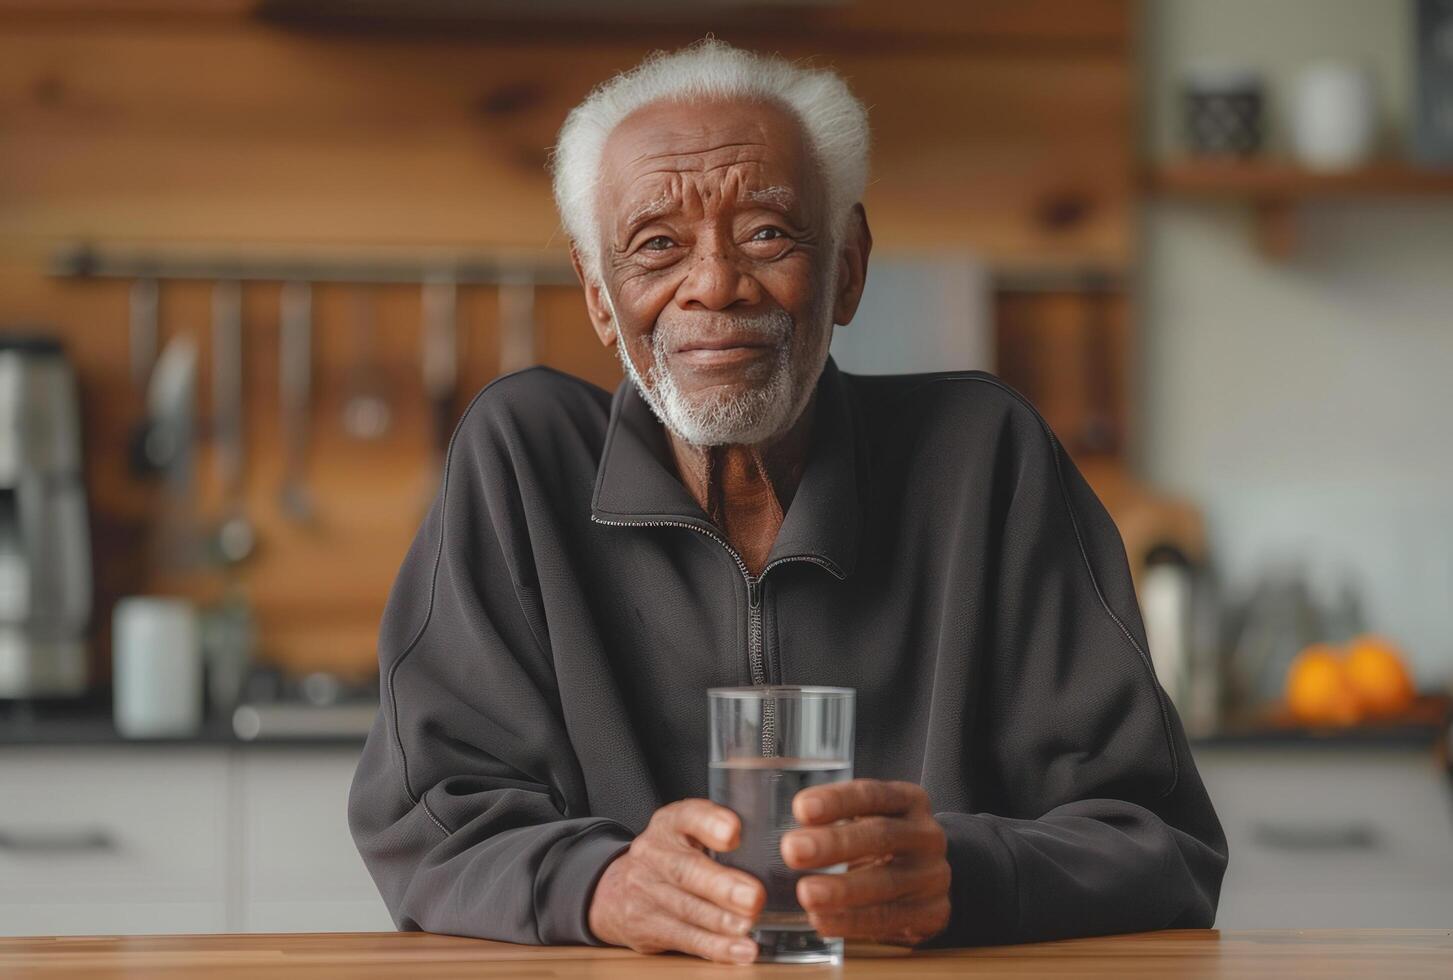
[0, 335, 92, 698]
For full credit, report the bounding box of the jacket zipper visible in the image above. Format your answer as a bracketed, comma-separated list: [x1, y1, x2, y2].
[589, 511, 842, 686]
[589, 514, 842, 750]
[591, 515, 768, 682]
[744, 576, 772, 753]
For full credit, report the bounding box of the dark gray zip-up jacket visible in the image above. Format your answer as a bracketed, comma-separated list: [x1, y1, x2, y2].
[348, 354, 1226, 949]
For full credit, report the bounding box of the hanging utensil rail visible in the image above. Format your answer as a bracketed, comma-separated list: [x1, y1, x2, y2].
[48, 242, 577, 287]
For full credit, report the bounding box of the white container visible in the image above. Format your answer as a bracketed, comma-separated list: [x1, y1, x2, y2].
[112, 596, 202, 738]
[1291, 62, 1378, 171]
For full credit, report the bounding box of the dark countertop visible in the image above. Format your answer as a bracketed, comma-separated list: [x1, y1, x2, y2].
[1194, 695, 1452, 755]
[0, 698, 373, 749]
[1190, 723, 1450, 751]
[3, 700, 1449, 757]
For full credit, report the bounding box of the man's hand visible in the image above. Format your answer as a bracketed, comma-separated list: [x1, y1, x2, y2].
[588, 799, 766, 964]
[781, 779, 951, 946]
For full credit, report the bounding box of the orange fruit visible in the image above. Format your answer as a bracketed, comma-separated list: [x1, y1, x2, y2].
[1343, 635, 1415, 717]
[1286, 644, 1363, 726]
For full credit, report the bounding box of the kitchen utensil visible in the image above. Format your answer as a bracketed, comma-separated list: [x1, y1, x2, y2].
[341, 285, 392, 441]
[201, 587, 255, 717]
[208, 280, 255, 565]
[145, 333, 201, 573]
[0, 335, 92, 698]
[1325, 577, 1368, 645]
[112, 596, 202, 738]
[497, 271, 536, 375]
[277, 280, 316, 525]
[129, 278, 159, 392]
[1228, 565, 1326, 710]
[300, 670, 344, 706]
[1077, 271, 1118, 456]
[126, 278, 163, 477]
[420, 272, 457, 508]
[1142, 546, 1193, 715]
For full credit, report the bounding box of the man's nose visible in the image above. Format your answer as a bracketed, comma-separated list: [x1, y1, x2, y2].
[674, 242, 760, 311]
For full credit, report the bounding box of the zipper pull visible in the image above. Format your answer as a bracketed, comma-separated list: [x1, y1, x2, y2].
[747, 577, 761, 609]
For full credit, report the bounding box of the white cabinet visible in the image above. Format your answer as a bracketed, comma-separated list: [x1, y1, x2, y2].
[1193, 744, 1453, 929]
[9, 740, 1450, 936]
[0, 745, 391, 936]
[0, 747, 229, 936]
[239, 751, 394, 932]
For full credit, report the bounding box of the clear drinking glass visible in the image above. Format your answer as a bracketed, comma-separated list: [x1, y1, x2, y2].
[707, 685, 855, 965]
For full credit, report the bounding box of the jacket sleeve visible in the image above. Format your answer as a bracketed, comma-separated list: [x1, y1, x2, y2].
[348, 391, 634, 945]
[921, 400, 1227, 948]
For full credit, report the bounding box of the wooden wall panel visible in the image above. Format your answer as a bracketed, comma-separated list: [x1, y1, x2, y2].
[0, 28, 1131, 262]
[0, 1, 1134, 49]
[0, 5, 1134, 678]
[995, 288, 1133, 462]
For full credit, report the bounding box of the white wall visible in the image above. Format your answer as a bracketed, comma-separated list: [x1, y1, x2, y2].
[1140, 0, 1453, 682]
[829, 253, 992, 376]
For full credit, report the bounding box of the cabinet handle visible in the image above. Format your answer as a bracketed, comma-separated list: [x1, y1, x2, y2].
[0, 828, 118, 854]
[1251, 821, 1382, 852]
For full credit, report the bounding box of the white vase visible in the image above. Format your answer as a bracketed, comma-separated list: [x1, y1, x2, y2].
[113, 596, 203, 738]
[1291, 62, 1378, 171]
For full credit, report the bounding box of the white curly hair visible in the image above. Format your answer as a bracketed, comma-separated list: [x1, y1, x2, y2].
[549, 37, 871, 284]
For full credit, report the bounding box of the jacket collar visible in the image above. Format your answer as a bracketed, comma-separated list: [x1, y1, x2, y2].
[590, 354, 861, 581]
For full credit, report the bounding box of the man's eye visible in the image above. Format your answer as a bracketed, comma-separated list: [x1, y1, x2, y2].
[642, 235, 675, 251]
[751, 227, 786, 241]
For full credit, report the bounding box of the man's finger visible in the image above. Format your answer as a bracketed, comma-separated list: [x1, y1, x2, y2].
[807, 893, 950, 945]
[782, 814, 943, 869]
[657, 911, 760, 965]
[793, 779, 929, 825]
[796, 858, 950, 911]
[636, 836, 764, 915]
[654, 798, 741, 850]
[647, 879, 755, 939]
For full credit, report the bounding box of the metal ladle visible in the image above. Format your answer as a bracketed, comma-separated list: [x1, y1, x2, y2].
[209, 279, 255, 565]
[341, 285, 391, 441]
[277, 280, 317, 525]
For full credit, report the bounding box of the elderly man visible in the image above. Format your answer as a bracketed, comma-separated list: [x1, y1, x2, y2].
[349, 39, 1226, 965]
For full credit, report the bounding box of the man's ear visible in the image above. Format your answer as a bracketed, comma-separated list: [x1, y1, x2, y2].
[569, 243, 617, 348]
[831, 203, 873, 327]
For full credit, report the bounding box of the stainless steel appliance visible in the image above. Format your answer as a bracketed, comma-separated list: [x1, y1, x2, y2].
[0, 335, 92, 697]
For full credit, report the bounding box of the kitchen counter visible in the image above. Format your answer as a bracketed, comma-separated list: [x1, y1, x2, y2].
[5, 696, 1447, 751]
[0, 700, 375, 748]
[3, 721, 1445, 758]
[0, 717, 369, 749]
[1192, 721, 1449, 752]
[3, 930, 1452, 979]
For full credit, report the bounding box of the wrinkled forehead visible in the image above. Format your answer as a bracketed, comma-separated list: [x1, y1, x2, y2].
[596, 97, 824, 239]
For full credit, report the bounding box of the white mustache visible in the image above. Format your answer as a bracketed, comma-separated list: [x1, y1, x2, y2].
[652, 308, 793, 351]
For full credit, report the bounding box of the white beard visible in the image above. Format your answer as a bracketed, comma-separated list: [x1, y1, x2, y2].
[614, 309, 794, 446]
[611, 266, 838, 448]
[613, 282, 842, 447]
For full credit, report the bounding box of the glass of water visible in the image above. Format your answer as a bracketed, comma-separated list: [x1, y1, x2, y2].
[707, 685, 855, 965]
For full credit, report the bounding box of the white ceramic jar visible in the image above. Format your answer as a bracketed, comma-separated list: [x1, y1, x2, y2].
[1291, 62, 1378, 170]
[112, 596, 203, 738]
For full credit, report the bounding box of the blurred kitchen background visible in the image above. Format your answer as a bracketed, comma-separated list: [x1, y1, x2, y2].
[2, 0, 1451, 938]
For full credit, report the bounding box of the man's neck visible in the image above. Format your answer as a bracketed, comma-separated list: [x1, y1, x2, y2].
[664, 389, 817, 576]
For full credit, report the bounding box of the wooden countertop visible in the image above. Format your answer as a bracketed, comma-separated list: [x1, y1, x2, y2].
[3, 930, 1450, 979]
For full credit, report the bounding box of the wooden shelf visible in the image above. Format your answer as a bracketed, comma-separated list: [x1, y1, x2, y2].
[1147, 159, 1453, 198]
[1143, 160, 1453, 258]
